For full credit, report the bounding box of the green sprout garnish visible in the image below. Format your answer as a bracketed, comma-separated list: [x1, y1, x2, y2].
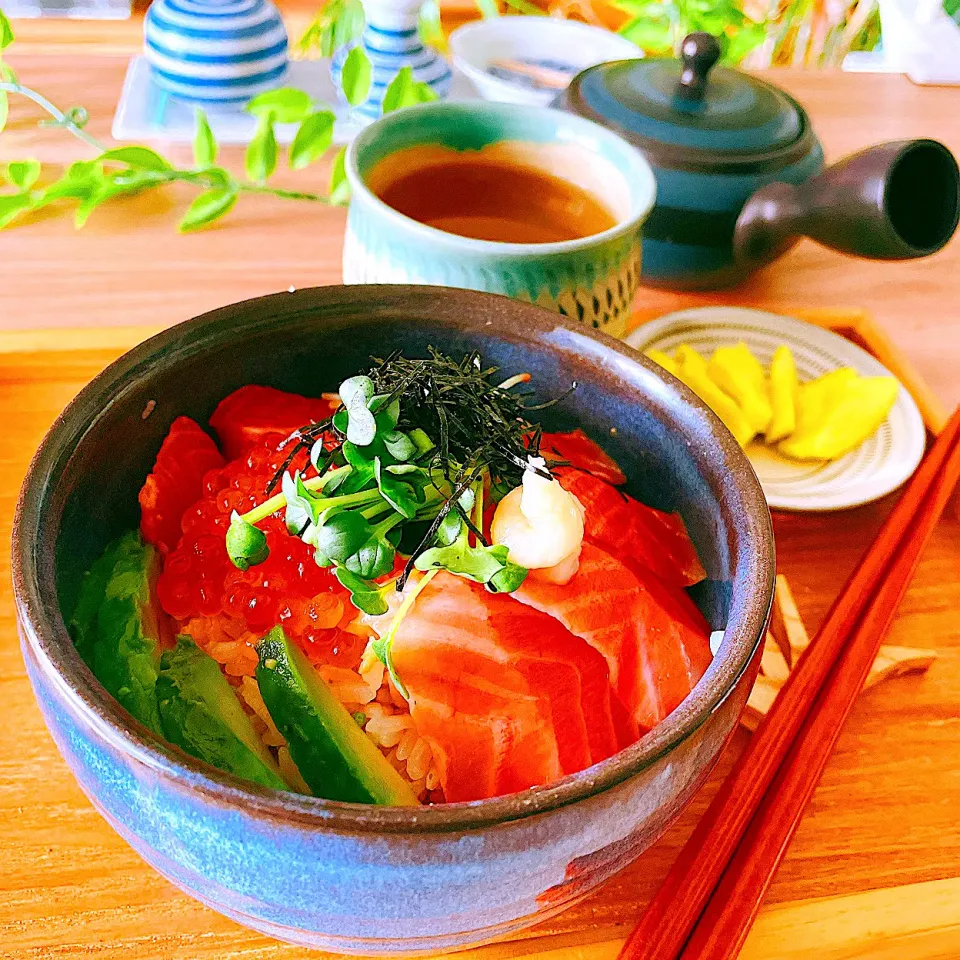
[223, 349, 574, 637]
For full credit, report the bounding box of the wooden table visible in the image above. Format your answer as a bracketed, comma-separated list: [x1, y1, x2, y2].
[1, 31, 960, 960]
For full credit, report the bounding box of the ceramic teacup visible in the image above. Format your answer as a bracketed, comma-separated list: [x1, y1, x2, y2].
[343, 101, 657, 337]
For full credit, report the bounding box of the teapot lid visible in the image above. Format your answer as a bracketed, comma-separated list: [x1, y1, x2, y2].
[565, 33, 811, 170]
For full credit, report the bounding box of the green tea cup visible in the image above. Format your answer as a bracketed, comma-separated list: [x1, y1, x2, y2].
[343, 101, 657, 337]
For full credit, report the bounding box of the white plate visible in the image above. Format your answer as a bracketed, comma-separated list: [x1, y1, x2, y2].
[625, 306, 927, 511]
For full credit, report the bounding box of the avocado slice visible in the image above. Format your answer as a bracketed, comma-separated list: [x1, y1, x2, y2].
[157, 636, 287, 790]
[70, 532, 140, 670]
[256, 626, 419, 805]
[72, 532, 165, 735]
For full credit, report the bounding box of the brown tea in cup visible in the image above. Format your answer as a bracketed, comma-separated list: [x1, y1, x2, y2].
[366, 145, 618, 245]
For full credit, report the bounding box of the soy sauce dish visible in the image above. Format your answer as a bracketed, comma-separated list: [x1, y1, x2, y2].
[12, 286, 773, 954]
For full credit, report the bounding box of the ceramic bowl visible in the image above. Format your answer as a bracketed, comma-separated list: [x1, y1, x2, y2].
[450, 16, 640, 107]
[12, 286, 774, 954]
[144, 0, 289, 108]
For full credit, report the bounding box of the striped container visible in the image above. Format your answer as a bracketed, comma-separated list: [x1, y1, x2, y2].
[331, 0, 452, 120]
[144, 0, 289, 108]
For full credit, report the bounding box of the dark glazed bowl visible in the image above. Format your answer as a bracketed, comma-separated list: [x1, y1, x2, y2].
[12, 286, 774, 954]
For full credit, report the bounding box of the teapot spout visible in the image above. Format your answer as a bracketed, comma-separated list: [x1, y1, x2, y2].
[734, 139, 960, 271]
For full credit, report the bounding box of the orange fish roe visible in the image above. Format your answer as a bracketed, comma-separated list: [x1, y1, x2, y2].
[156, 441, 366, 671]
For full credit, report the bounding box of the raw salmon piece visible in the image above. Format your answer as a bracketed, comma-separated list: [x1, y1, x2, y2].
[209, 385, 336, 460]
[139, 417, 226, 555]
[514, 543, 712, 732]
[556, 468, 707, 588]
[539, 429, 627, 486]
[389, 573, 622, 802]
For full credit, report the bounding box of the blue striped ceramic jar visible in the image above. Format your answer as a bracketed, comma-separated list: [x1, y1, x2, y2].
[144, 0, 289, 107]
[331, 0, 451, 120]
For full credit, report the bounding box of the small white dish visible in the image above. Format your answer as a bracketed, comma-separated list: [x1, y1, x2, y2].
[450, 16, 640, 107]
[626, 306, 927, 512]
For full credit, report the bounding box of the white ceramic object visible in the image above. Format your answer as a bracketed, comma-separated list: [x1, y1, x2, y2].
[143, 0, 288, 107]
[626, 306, 926, 512]
[878, 0, 960, 86]
[450, 16, 640, 107]
[331, 0, 452, 119]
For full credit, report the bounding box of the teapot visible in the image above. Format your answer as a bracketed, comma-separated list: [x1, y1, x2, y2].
[557, 33, 960, 290]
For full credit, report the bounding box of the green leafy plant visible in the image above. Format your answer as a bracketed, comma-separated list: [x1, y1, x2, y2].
[0, 7, 435, 232]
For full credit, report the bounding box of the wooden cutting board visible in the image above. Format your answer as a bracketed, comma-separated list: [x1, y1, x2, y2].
[1, 314, 958, 960]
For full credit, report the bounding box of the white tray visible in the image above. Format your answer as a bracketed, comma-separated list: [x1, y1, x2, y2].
[112, 55, 481, 146]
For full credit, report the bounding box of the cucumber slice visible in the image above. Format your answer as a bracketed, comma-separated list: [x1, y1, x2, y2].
[256, 626, 419, 805]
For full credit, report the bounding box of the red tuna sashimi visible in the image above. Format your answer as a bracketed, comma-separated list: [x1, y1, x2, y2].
[556, 468, 706, 588]
[139, 416, 226, 555]
[513, 543, 712, 732]
[540, 429, 627, 486]
[389, 572, 623, 802]
[209, 385, 336, 460]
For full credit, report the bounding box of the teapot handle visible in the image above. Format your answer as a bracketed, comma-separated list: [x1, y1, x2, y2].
[734, 139, 960, 269]
[676, 33, 721, 102]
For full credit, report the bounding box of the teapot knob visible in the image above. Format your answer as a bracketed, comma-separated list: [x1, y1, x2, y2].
[677, 32, 721, 102]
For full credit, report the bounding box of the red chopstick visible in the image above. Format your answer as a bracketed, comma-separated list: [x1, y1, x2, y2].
[678, 421, 960, 960]
[618, 406, 960, 960]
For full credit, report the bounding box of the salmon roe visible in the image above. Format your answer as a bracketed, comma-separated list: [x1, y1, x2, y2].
[155, 442, 366, 669]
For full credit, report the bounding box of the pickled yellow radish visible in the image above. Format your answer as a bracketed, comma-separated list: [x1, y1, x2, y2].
[708, 343, 773, 433]
[766, 345, 798, 443]
[674, 345, 757, 447]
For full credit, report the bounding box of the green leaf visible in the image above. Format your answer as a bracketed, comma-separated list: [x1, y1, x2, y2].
[226, 511, 269, 569]
[98, 146, 173, 172]
[334, 566, 389, 615]
[371, 393, 401, 432]
[0, 92, 7, 136]
[474, 0, 499, 17]
[289, 110, 335, 170]
[245, 113, 278, 183]
[0, 9, 14, 50]
[618, 16, 673, 53]
[381, 67, 439, 115]
[329, 145, 350, 205]
[5, 160, 41, 191]
[314, 510, 372, 564]
[489, 561, 528, 593]
[374, 457, 419, 520]
[36, 160, 103, 208]
[382, 430, 416, 461]
[247, 87, 313, 124]
[340, 375, 377, 446]
[283, 471, 320, 535]
[724, 22, 766, 65]
[193, 110, 217, 168]
[0, 193, 32, 230]
[344, 531, 395, 579]
[418, 0, 446, 51]
[415, 539, 512, 584]
[408, 427, 434, 456]
[340, 46, 372, 107]
[178, 186, 237, 232]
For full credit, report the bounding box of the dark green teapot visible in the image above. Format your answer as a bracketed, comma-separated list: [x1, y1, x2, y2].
[558, 33, 960, 290]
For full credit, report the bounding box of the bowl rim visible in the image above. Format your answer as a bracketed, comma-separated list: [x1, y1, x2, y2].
[12, 285, 774, 835]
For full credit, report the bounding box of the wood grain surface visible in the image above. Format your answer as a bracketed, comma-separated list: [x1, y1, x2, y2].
[0, 321, 958, 960]
[2, 20, 960, 957]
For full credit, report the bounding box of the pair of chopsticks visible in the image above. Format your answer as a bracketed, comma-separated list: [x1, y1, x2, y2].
[619, 406, 960, 960]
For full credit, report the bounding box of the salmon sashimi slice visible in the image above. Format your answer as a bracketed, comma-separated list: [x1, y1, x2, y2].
[539, 429, 627, 486]
[388, 573, 622, 802]
[514, 543, 712, 732]
[556, 468, 707, 588]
